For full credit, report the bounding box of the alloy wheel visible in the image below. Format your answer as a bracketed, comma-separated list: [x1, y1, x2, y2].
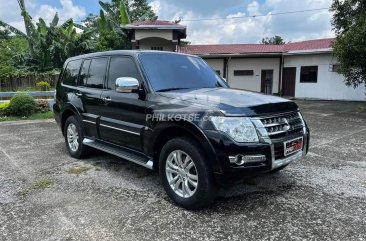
[165, 150, 198, 198]
[67, 123, 79, 152]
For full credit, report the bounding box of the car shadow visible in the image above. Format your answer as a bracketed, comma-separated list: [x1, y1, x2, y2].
[80, 151, 297, 211]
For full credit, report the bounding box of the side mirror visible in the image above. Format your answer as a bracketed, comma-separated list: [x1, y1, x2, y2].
[115, 77, 139, 93]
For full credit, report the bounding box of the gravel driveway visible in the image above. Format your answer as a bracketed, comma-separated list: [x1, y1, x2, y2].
[0, 100, 365, 241]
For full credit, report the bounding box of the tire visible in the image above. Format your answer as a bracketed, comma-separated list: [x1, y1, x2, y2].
[63, 116, 88, 159]
[268, 164, 288, 174]
[159, 137, 216, 210]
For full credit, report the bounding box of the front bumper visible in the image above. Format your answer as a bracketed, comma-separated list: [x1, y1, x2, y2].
[205, 127, 309, 186]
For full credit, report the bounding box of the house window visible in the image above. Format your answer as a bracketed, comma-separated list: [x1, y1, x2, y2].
[329, 64, 341, 72]
[234, 70, 254, 76]
[151, 46, 163, 51]
[300, 66, 318, 83]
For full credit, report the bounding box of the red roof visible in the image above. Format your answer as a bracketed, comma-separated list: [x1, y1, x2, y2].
[179, 38, 335, 55]
[129, 20, 182, 27]
[284, 38, 334, 52]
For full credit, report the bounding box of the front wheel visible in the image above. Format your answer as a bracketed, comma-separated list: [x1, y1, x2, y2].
[64, 116, 89, 159]
[159, 137, 216, 210]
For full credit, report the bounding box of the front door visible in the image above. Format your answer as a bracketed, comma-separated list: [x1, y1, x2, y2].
[99, 56, 146, 152]
[282, 67, 296, 97]
[261, 70, 273, 94]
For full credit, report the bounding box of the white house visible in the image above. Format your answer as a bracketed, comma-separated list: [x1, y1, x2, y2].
[124, 20, 366, 101]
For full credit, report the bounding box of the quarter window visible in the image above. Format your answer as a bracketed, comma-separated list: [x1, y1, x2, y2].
[62, 60, 82, 86]
[300, 66, 318, 83]
[107, 57, 141, 90]
[85, 58, 108, 89]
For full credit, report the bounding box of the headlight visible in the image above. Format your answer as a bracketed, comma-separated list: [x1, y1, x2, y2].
[210, 117, 259, 143]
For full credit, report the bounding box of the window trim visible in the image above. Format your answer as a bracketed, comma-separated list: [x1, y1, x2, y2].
[300, 66, 318, 83]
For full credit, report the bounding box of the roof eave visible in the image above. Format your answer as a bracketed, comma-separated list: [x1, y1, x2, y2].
[123, 25, 186, 30]
[283, 48, 333, 55]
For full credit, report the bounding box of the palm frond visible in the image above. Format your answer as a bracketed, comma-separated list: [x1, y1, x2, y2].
[0, 20, 28, 38]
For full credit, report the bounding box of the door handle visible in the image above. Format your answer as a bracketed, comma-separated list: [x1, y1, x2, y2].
[102, 96, 112, 102]
[75, 92, 82, 97]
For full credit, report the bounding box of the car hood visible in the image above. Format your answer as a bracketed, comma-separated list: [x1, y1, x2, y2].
[156, 88, 298, 116]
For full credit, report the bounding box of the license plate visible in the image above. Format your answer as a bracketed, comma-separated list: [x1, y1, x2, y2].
[284, 137, 303, 156]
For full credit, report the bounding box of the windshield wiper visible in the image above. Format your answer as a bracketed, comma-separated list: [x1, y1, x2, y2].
[156, 87, 190, 92]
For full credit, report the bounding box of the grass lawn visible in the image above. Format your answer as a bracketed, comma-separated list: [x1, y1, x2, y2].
[0, 111, 54, 122]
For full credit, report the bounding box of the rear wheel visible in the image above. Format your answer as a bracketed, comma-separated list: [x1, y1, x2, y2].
[159, 137, 216, 210]
[64, 116, 88, 158]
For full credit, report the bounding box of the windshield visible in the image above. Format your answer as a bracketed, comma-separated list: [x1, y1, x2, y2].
[139, 53, 227, 92]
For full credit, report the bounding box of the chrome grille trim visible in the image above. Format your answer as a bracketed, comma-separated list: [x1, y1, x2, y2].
[258, 111, 304, 137]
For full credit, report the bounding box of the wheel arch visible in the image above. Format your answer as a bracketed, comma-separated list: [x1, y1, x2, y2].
[148, 121, 222, 173]
[60, 104, 82, 135]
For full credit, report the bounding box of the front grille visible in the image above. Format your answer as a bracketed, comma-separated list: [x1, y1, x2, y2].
[260, 112, 304, 139]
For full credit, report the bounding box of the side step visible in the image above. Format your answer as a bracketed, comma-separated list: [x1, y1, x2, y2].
[83, 138, 153, 170]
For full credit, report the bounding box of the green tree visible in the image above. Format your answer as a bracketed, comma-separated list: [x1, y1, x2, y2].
[260, 35, 286, 45]
[0, 36, 29, 80]
[331, 0, 366, 88]
[0, 28, 11, 39]
[85, 0, 157, 51]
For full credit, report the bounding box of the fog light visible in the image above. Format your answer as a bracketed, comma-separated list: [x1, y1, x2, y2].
[229, 154, 266, 166]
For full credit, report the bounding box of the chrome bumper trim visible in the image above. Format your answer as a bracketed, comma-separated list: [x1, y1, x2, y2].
[272, 150, 303, 170]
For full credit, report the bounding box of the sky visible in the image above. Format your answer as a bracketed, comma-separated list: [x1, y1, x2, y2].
[0, 0, 335, 44]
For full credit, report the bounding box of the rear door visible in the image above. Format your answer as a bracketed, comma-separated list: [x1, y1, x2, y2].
[99, 56, 146, 151]
[78, 57, 109, 138]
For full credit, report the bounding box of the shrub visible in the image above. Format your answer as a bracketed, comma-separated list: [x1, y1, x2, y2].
[7, 94, 36, 117]
[36, 81, 51, 91]
[0, 102, 10, 116]
[35, 99, 50, 113]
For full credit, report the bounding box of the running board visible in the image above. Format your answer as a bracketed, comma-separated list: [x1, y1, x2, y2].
[83, 138, 153, 170]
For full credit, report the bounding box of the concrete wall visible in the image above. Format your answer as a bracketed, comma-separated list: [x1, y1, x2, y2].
[226, 58, 280, 94]
[204, 59, 224, 77]
[135, 30, 173, 41]
[139, 38, 176, 51]
[284, 54, 366, 101]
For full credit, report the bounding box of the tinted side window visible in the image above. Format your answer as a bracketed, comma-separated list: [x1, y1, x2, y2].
[107, 57, 141, 89]
[85, 58, 108, 89]
[62, 60, 82, 86]
[79, 59, 91, 86]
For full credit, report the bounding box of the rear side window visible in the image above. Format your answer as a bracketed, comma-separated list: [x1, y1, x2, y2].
[62, 60, 82, 86]
[107, 57, 141, 89]
[85, 58, 108, 89]
[79, 59, 91, 86]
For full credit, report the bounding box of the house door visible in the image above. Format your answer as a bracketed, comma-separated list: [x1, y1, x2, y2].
[261, 70, 273, 94]
[282, 67, 296, 97]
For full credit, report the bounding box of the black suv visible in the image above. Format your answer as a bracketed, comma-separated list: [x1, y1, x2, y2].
[54, 50, 309, 209]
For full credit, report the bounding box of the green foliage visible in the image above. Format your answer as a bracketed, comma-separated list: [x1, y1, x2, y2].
[331, 0, 366, 88]
[260, 36, 286, 45]
[0, 0, 156, 79]
[91, 0, 157, 51]
[0, 111, 53, 122]
[7, 94, 36, 117]
[0, 28, 11, 40]
[0, 102, 10, 116]
[35, 99, 50, 113]
[0, 36, 29, 80]
[36, 81, 51, 91]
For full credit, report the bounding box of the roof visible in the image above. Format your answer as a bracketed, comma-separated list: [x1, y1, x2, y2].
[124, 20, 186, 30]
[178, 38, 335, 55]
